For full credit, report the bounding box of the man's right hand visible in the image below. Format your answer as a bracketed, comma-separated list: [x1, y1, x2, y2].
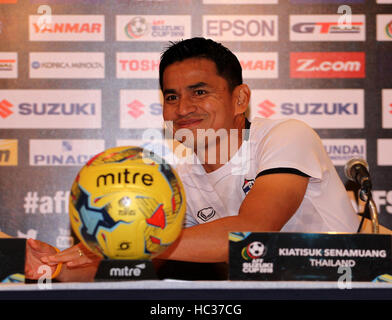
[40, 242, 102, 282]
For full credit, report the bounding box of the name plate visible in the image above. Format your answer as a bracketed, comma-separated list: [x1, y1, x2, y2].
[0, 239, 25, 284]
[94, 259, 157, 281]
[228, 232, 392, 282]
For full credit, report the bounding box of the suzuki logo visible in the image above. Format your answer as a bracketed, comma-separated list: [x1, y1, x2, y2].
[127, 100, 144, 119]
[258, 99, 276, 118]
[0, 99, 13, 119]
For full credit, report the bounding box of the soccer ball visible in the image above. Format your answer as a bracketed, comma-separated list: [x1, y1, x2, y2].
[125, 16, 148, 39]
[247, 241, 265, 259]
[69, 146, 186, 260]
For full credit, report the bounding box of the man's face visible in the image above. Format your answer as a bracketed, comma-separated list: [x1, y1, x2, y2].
[162, 58, 238, 146]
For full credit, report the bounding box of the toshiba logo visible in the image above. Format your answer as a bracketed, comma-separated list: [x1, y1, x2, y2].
[290, 52, 365, 78]
[116, 52, 160, 79]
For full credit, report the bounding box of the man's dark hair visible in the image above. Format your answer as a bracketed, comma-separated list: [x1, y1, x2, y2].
[159, 37, 243, 92]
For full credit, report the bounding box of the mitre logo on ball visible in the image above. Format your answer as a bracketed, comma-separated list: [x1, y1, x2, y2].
[69, 146, 186, 260]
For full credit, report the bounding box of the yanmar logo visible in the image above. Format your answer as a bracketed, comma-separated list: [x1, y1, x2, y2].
[29, 15, 105, 41]
[291, 52, 365, 78]
[236, 52, 278, 79]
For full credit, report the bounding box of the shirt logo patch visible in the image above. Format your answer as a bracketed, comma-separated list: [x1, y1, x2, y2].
[242, 178, 255, 195]
[197, 207, 216, 222]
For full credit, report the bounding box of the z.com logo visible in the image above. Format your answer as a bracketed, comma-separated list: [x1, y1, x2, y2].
[290, 52, 365, 78]
[242, 241, 266, 261]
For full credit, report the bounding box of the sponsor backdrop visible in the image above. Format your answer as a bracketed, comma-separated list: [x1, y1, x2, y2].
[0, 0, 391, 249]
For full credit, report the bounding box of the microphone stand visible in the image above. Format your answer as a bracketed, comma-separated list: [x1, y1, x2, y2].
[358, 188, 379, 234]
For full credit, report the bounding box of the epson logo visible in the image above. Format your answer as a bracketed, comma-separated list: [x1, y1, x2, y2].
[18, 103, 96, 115]
[206, 19, 275, 36]
[281, 103, 358, 115]
[203, 15, 278, 41]
[109, 263, 145, 277]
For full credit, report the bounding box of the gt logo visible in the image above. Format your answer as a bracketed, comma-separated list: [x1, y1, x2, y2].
[197, 207, 216, 222]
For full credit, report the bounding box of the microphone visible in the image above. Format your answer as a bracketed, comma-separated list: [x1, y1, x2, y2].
[344, 158, 372, 194]
[344, 158, 379, 233]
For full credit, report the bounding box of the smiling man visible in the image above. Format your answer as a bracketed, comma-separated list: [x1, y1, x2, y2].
[154, 37, 359, 263]
[40, 37, 359, 280]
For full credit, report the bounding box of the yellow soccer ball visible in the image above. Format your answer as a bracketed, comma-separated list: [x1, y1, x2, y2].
[69, 146, 186, 260]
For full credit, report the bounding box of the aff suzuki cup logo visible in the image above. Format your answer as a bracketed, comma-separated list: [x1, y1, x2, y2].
[241, 241, 273, 274]
[242, 241, 266, 261]
[125, 17, 148, 39]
